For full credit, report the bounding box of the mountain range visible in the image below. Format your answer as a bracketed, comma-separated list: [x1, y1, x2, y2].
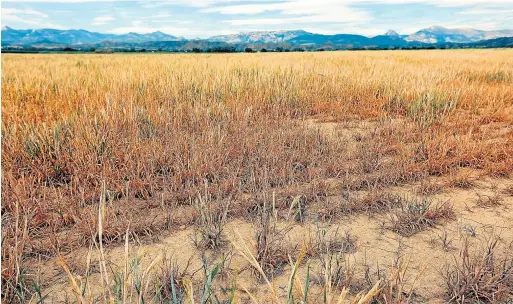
[2, 25, 513, 51]
[1, 26, 184, 45]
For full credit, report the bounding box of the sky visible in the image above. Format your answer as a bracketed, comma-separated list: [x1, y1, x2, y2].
[2, 0, 513, 38]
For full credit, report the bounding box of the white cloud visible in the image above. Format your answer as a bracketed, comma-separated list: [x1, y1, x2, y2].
[225, 14, 368, 25]
[137, 1, 242, 9]
[92, 15, 115, 25]
[201, 3, 277, 14]
[398, 19, 507, 33]
[1, 7, 63, 28]
[444, 21, 501, 30]
[355, 0, 513, 6]
[138, 12, 173, 20]
[458, 8, 513, 15]
[8, 0, 169, 1]
[0, 0, 254, 5]
[200, 0, 513, 12]
[394, 0, 512, 6]
[202, 0, 512, 32]
[1, 0, 511, 3]
[2, 8, 48, 18]
[209, 0, 370, 25]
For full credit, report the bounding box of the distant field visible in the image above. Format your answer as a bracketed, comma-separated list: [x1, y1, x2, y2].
[2, 50, 513, 303]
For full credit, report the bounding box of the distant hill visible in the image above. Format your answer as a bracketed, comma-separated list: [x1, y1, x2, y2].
[91, 39, 235, 51]
[287, 31, 420, 48]
[452, 36, 513, 48]
[406, 26, 513, 43]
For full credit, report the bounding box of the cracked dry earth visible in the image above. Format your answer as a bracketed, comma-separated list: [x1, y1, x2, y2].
[35, 119, 513, 303]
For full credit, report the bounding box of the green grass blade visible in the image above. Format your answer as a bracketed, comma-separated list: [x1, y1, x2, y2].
[170, 271, 178, 304]
[304, 261, 310, 303]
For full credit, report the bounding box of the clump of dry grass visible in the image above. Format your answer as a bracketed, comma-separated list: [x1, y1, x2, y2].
[415, 181, 444, 196]
[447, 173, 475, 189]
[475, 192, 503, 208]
[352, 191, 404, 214]
[443, 237, 513, 303]
[283, 194, 309, 223]
[1, 203, 30, 304]
[316, 189, 403, 221]
[313, 226, 358, 291]
[503, 184, 513, 196]
[190, 190, 230, 251]
[253, 199, 291, 277]
[389, 198, 455, 237]
[430, 229, 456, 252]
[372, 261, 423, 303]
[309, 226, 358, 256]
[152, 255, 193, 302]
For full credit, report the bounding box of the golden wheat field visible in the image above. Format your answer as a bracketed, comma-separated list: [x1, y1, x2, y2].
[1, 50, 513, 303]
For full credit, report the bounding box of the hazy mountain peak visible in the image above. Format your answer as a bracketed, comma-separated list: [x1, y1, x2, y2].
[385, 30, 399, 37]
[405, 26, 513, 43]
[209, 30, 310, 44]
[427, 25, 446, 31]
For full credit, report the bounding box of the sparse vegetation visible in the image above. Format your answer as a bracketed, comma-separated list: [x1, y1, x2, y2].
[190, 190, 230, 251]
[389, 198, 454, 236]
[503, 184, 513, 196]
[415, 181, 444, 196]
[447, 173, 475, 189]
[443, 237, 513, 303]
[475, 192, 503, 208]
[252, 197, 291, 277]
[2, 49, 513, 302]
